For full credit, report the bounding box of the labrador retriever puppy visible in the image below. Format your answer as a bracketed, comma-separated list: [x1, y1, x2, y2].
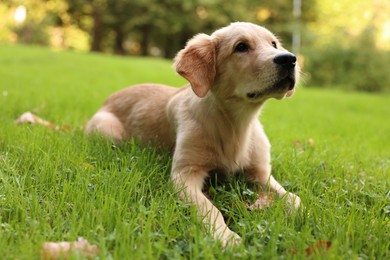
[85, 22, 301, 246]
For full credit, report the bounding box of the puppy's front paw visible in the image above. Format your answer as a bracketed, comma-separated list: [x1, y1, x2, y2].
[220, 229, 242, 248]
[286, 193, 302, 212]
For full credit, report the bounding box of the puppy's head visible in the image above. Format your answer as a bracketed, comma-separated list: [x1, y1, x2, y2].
[174, 22, 300, 102]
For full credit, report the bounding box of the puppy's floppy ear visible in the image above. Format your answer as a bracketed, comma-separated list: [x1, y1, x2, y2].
[174, 34, 216, 97]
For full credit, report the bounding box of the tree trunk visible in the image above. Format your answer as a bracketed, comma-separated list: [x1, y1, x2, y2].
[114, 26, 126, 55]
[140, 26, 150, 56]
[91, 11, 103, 52]
[163, 32, 192, 59]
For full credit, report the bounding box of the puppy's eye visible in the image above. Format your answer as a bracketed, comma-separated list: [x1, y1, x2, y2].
[271, 41, 277, 49]
[234, 42, 249, 53]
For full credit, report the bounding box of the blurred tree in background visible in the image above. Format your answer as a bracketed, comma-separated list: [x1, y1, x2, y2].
[0, 0, 389, 92]
[303, 0, 390, 92]
[0, 0, 316, 56]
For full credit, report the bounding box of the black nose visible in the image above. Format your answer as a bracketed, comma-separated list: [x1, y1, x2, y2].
[273, 52, 296, 69]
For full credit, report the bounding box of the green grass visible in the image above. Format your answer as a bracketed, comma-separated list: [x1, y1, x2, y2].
[0, 44, 389, 259]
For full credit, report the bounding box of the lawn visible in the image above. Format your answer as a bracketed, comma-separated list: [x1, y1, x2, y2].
[0, 44, 389, 259]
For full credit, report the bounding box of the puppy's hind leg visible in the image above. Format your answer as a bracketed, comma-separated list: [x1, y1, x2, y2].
[85, 111, 125, 142]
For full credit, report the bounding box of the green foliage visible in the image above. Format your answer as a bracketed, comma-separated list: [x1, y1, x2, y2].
[1, 44, 389, 259]
[4, 0, 316, 57]
[12, 19, 50, 45]
[302, 0, 390, 93]
[304, 27, 390, 93]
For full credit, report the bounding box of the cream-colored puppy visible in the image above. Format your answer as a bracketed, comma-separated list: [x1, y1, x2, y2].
[85, 22, 301, 246]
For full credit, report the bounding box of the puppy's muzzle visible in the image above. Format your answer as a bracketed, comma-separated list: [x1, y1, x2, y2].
[273, 52, 297, 90]
[246, 52, 298, 100]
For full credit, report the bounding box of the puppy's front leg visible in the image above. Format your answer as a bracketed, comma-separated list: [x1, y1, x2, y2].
[171, 165, 241, 247]
[247, 165, 301, 210]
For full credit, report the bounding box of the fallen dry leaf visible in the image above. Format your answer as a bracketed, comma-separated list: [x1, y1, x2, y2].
[15, 112, 71, 132]
[293, 138, 315, 150]
[305, 240, 331, 256]
[57, 124, 72, 132]
[289, 240, 331, 256]
[16, 112, 54, 128]
[82, 162, 96, 170]
[41, 237, 99, 260]
[293, 140, 303, 150]
[247, 192, 274, 210]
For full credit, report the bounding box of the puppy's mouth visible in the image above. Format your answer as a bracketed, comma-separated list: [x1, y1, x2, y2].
[275, 76, 295, 91]
[246, 75, 296, 100]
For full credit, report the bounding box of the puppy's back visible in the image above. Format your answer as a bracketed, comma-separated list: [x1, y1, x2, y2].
[87, 84, 179, 148]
